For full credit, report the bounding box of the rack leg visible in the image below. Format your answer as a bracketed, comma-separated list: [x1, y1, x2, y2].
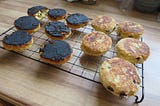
[135, 87, 144, 103]
[135, 64, 144, 103]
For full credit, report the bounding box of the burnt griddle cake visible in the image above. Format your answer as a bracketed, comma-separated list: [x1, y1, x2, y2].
[39, 40, 73, 64]
[91, 15, 116, 34]
[99, 57, 141, 97]
[14, 16, 40, 33]
[66, 13, 89, 29]
[81, 31, 112, 56]
[116, 38, 150, 64]
[48, 8, 67, 21]
[2, 30, 33, 51]
[45, 21, 71, 40]
[117, 21, 144, 39]
[27, 5, 48, 20]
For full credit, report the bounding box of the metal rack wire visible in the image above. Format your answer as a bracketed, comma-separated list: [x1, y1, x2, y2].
[0, 18, 144, 103]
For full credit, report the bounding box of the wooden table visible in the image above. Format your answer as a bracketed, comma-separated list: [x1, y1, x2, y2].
[0, 0, 160, 106]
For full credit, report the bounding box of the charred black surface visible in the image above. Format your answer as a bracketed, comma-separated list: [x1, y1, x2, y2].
[14, 16, 40, 30]
[3, 30, 32, 45]
[40, 40, 72, 61]
[45, 21, 70, 37]
[48, 8, 66, 18]
[28, 6, 48, 15]
[66, 13, 89, 25]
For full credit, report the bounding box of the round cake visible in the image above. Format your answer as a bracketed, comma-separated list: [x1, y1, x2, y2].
[48, 8, 67, 21]
[116, 38, 150, 64]
[27, 5, 48, 20]
[81, 31, 112, 56]
[45, 21, 71, 40]
[2, 30, 33, 51]
[99, 57, 141, 97]
[39, 40, 73, 64]
[117, 21, 144, 39]
[91, 15, 116, 34]
[14, 16, 40, 33]
[66, 13, 89, 29]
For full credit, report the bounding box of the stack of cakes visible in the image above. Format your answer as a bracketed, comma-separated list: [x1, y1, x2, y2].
[3, 15, 41, 52]
[42, 8, 89, 64]
[81, 15, 116, 56]
[99, 19, 150, 97]
[85, 15, 150, 98]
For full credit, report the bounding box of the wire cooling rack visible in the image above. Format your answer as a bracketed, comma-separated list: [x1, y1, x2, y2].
[0, 18, 144, 103]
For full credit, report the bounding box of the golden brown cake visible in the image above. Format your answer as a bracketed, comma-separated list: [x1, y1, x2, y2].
[39, 40, 73, 64]
[91, 15, 116, 34]
[14, 16, 40, 33]
[116, 38, 150, 64]
[117, 21, 144, 39]
[99, 57, 141, 97]
[2, 31, 33, 52]
[81, 31, 112, 56]
[66, 13, 89, 29]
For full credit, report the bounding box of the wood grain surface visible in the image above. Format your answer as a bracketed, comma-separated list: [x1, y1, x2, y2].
[0, 0, 160, 106]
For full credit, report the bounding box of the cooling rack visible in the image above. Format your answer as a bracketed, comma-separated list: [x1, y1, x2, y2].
[0, 18, 144, 103]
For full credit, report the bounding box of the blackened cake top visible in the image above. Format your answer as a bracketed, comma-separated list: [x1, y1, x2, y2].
[45, 21, 70, 37]
[66, 13, 89, 25]
[40, 40, 72, 61]
[3, 30, 32, 45]
[48, 8, 66, 17]
[14, 16, 40, 30]
[28, 5, 48, 15]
